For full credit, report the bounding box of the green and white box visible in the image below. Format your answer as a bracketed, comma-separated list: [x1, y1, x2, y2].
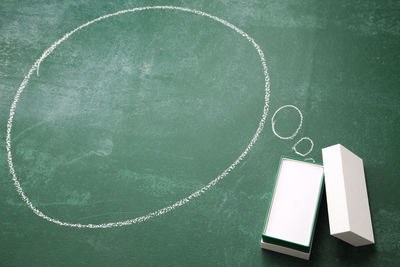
[322, 144, 374, 246]
[261, 157, 324, 260]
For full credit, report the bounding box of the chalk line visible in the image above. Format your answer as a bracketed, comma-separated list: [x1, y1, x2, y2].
[6, 6, 270, 228]
[271, 104, 303, 140]
[292, 137, 314, 157]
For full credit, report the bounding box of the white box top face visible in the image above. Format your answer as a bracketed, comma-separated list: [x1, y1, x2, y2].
[264, 158, 324, 246]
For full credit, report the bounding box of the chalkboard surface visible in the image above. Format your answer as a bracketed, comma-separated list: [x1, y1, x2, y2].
[1, 1, 399, 266]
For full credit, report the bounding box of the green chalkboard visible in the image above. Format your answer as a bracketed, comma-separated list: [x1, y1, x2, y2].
[1, 1, 399, 266]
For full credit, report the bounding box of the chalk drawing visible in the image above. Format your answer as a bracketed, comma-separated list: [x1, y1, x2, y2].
[271, 105, 303, 140]
[292, 137, 314, 157]
[6, 6, 270, 228]
[271, 105, 317, 160]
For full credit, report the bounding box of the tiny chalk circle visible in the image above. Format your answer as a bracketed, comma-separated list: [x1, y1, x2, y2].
[292, 137, 314, 157]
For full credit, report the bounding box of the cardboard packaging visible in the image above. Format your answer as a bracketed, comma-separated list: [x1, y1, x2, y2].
[322, 144, 374, 246]
[261, 157, 324, 260]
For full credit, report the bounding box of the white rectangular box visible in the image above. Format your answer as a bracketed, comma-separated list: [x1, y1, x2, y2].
[322, 144, 374, 246]
[261, 157, 324, 260]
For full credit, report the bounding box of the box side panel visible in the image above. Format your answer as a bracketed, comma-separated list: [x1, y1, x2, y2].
[261, 240, 310, 260]
[322, 145, 350, 234]
[340, 146, 375, 244]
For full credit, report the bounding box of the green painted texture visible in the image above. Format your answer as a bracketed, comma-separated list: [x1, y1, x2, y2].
[0, 0, 399, 266]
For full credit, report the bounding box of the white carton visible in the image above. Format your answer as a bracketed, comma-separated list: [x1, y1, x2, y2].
[261, 157, 324, 260]
[322, 144, 374, 246]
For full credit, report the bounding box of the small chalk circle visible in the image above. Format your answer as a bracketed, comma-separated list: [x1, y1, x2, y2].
[292, 137, 314, 157]
[271, 105, 303, 140]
